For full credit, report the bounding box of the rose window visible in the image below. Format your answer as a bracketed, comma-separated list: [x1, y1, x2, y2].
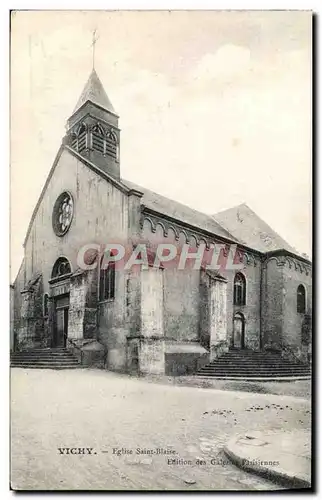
[52, 192, 74, 236]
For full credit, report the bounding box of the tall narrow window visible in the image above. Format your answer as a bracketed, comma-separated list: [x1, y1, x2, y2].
[297, 284, 306, 313]
[234, 272, 246, 306]
[99, 254, 115, 301]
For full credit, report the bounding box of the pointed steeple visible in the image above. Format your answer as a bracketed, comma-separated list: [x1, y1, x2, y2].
[64, 69, 120, 180]
[73, 69, 116, 115]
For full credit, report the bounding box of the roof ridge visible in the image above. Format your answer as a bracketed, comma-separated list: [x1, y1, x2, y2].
[122, 179, 238, 242]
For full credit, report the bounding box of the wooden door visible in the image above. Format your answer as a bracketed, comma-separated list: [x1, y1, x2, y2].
[54, 295, 69, 347]
[233, 314, 245, 349]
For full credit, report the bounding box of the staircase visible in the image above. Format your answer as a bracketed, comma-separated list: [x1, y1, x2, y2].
[10, 348, 81, 370]
[196, 349, 311, 380]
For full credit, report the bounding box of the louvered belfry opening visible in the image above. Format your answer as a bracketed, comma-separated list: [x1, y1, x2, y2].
[77, 124, 87, 153]
[106, 131, 118, 160]
[68, 120, 119, 163]
[71, 133, 78, 150]
[92, 124, 105, 154]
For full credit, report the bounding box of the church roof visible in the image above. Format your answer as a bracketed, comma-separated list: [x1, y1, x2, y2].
[121, 179, 237, 242]
[212, 203, 302, 256]
[72, 69, 116, 115]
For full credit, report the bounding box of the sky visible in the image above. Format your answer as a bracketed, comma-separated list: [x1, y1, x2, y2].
[10, 10, 312, 280]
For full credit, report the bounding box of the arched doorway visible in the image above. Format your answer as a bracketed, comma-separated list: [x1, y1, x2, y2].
[50, 257, 72, 348]
[233, 312, 245, 349]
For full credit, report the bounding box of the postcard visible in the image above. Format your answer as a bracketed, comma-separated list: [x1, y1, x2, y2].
[10, 10, 312, 491]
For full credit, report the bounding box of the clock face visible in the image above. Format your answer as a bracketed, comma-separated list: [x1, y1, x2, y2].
[52, 192, 74, 236]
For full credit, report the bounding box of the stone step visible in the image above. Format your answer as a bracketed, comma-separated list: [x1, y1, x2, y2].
[198, 371, 311, 377]
[215, 354, 304, 361]
[20, 348, 69, 352]
[201, 359, 309, 367]
[200, 363, 309, 369]
[11, 354, 76, 360]
[11, 364, 81, 370]
[198, 370, 311, 377]
[197, 367, 311, 373]
[199, 363, 310, 371]
[11, 360, 79, 366]
[10, 348, 80, 369]
[196, 369, 311, 374]
[196, 374, 311, 381]
[195, 349, 311, 379]
[202, 361, 306, 368]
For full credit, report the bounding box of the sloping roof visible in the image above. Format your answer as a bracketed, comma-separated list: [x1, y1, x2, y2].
[122, 179, 237, 241]
[73, 69, 116, 115]
[212, 203, 301, 255]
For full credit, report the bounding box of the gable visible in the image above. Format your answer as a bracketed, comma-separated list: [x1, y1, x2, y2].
[24, 145, 132, 247]
[212, 203, 301, 256]
[23, 147, 130, 287]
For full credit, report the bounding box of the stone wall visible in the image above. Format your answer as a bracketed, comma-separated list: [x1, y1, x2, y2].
[163, 268, 200, 341]
[98, 269, 128, 371]
[68, 268, 98, 340]
[225, 254, 262, 351]
[16, 274, 45, 350]
[262, 258, 284, 350]
[141, 214, 262, 353]
[139, 267, 165, 375]
[262, 254, 312, 359]
[282, 258, 312, 352]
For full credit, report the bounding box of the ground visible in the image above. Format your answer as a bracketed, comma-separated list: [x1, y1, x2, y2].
[11, 368, 311, 491]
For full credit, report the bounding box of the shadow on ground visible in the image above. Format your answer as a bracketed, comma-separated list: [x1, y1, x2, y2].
[146, 376, 311, 399]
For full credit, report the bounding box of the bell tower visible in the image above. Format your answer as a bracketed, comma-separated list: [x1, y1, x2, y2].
[64, 68, 120, 180]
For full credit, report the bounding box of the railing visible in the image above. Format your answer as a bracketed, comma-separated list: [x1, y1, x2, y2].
[66, 338, 84, 364]
[280, 343, 304, 364]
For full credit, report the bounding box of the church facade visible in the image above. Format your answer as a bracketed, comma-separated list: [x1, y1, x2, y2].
[12, 69, 312, 375]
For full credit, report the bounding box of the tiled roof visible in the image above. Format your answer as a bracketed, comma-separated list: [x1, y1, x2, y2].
[122, 179, 237, 241]
[212, 203, 301, 256]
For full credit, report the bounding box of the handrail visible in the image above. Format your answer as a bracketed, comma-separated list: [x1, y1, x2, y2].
[280, 343, 303, 364]
[66, 337, 83, 364]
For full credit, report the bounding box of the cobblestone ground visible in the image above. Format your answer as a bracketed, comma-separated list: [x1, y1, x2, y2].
[11, 369, 311, 491]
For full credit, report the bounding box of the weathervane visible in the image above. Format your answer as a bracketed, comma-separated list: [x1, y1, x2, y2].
[91, 29, 99, 69]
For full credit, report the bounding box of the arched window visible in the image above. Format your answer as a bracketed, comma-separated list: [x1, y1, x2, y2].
[51, 257, 72, 279]
[234, 273, 246, 306]
[43, 293, 49, 317]
[297, 284, 306, 314]
[106, 131, 118, 160]
[77, 123, 87, 153]
[92, 124, 105, 154]
[99, 253, 115, 301]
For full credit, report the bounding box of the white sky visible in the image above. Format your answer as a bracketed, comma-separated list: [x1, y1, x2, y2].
[10, 10, 312, 280]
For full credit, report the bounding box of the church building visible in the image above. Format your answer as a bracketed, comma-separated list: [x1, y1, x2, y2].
[12, 69, 312, 376]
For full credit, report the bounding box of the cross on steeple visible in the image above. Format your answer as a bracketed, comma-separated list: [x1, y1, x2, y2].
[91, 29, 99, 69]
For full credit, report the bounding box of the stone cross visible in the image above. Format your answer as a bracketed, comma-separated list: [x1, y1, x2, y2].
[91, 29, 99, 69]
